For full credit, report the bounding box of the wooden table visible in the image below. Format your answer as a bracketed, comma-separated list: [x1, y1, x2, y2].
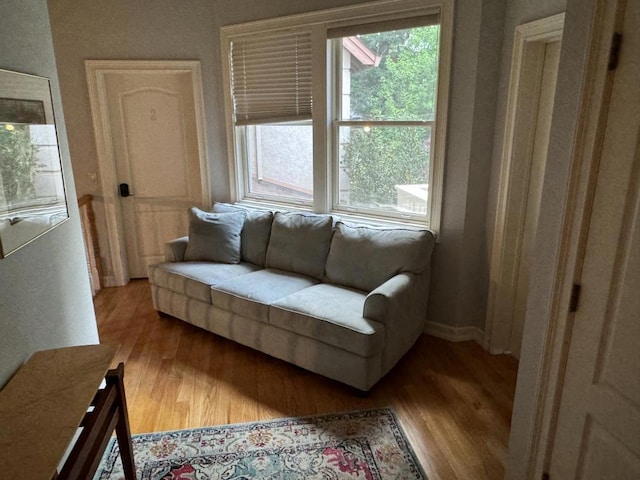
[0, 345, 137, 479]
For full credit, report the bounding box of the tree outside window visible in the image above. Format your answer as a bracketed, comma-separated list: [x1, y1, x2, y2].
[0, 124, 40, 207]
[338, 25, 440, 215]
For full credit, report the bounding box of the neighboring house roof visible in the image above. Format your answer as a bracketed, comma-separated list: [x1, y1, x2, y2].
[343, 36, 381, 70]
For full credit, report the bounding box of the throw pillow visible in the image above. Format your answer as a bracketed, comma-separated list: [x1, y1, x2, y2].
[325, 222, 436, 292]
[184, 207, 245, 264]
[212, 202, 273, 266]
[265, 212, 333, 280]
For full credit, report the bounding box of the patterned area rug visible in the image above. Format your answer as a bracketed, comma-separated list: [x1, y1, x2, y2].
[95, 408, 426, 479]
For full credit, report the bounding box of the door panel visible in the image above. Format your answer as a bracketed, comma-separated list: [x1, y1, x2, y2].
[550, 1, 640, 476]
[122, 89, 190, 198]
[104, 71, 203, 278]
[580, 422, 640, 480]
[134, 202, 189, 268]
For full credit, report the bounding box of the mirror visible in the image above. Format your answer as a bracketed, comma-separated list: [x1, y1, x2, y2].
[0, 69, 69, 258]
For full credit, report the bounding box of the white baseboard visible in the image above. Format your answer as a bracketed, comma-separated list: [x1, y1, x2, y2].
[424, 321, 485, 345]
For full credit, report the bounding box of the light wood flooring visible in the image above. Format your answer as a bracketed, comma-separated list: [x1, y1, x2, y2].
[95, 280, 519, 480]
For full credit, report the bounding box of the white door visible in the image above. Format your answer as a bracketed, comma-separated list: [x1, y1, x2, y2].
[510, 40, 561, 359]
[103, 70, 205, 278]
[549, 2, 640, 477]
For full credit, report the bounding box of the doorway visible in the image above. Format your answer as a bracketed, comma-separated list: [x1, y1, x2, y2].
[86, 61, 209, 284]
[486, 14, 565, 357]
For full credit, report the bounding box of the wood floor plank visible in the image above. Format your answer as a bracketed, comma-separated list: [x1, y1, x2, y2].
[95, 280, 518, 479]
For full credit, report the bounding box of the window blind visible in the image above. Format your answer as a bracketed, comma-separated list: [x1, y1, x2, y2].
[230, 30, 313, 125]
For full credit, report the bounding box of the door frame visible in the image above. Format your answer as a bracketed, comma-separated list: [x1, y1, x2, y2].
[85, 60, 210, 286]
[505, 0, 625, 477]
[485, 13, 565, 354]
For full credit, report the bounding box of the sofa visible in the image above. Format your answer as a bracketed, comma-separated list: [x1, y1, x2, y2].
[149, 204, 436, 391]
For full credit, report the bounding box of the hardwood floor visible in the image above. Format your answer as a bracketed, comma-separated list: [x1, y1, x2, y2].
[95, 280, 519, 480]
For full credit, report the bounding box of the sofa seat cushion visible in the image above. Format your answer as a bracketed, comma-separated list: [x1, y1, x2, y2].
[269, 284, 384, 357]
[210, 268, 319, 322]
[149, 261, 260, 303]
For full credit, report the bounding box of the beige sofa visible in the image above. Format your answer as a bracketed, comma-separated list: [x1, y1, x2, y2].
[149, 204, 435, 391]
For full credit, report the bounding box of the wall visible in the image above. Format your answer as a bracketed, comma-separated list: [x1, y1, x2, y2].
[429, 0, 506, 334]
[0, 0, 100, 387]
[485, 0, 567, 277]
[48, 0, 506, 331]
[46, 0, 367, 287]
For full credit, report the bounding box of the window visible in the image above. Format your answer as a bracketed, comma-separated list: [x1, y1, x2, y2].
[229, 31, 314, 204]
[332, 22, 439, 221]
[240, 123, 313, 203]
[222, 0, 452, 231]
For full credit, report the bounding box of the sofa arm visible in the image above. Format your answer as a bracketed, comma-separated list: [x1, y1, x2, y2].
[364, 271, 430, 375]
[164, 236, 189, 262]
[364, 272, 428, 330]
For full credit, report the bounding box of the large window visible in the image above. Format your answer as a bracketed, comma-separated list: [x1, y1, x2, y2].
[222, 0, 452, 230]
[333, 23, 439, 221]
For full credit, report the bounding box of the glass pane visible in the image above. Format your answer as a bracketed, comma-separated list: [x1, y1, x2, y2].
[340, 25, 439, 121]
[338, 125, 430, 215]
[242, 124, 313, 202]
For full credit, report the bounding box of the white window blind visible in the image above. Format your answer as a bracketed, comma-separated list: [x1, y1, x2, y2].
[230, 30, 313, 125]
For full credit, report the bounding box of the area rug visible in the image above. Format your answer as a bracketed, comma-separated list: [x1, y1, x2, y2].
[94, 408, 426, 479]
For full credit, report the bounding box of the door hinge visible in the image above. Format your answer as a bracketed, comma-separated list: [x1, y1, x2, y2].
[608, 32, 622, 70]
[569, 283, 582, 312]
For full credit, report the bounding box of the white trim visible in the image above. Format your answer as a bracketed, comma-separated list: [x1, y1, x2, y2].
[220, 0, 441, 37]
[312, 24, 330, 214]
[220, 36, 239, 202]
[427, 0, 453, 233]
[219, 0, 452, 233]
[506, 0, 623, 477]
[85, 60, 210, 285]
[484, 14, 565, 354]
[424, 321, 484, 344]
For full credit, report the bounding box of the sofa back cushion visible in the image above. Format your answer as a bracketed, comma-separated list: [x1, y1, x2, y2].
[212, 203, 273, 266]
[184, 207, 245, 264]
[325, 222, 435, 292]
[266, 212, 333, 280]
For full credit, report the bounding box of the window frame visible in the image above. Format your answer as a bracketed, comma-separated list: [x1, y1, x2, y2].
[235, 120, 315, 206]
[220, 0, 453, 232]
[331, 35, 438, 223]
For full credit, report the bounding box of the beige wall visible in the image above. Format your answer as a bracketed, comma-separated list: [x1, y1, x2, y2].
[48, 0, 372, 286]
[49, 0, 511, 331]
[429, 0, 506, 332]
[0, 1, 100, 387]
[49, 0, 572, 332]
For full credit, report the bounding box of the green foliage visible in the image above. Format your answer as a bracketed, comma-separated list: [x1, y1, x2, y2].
[350, 27, 440, 120]
[342, 127, 429, 206]
[0, 125, 40, 205]
[349, 29, 412, 120]
[341, 25, 439, 208]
